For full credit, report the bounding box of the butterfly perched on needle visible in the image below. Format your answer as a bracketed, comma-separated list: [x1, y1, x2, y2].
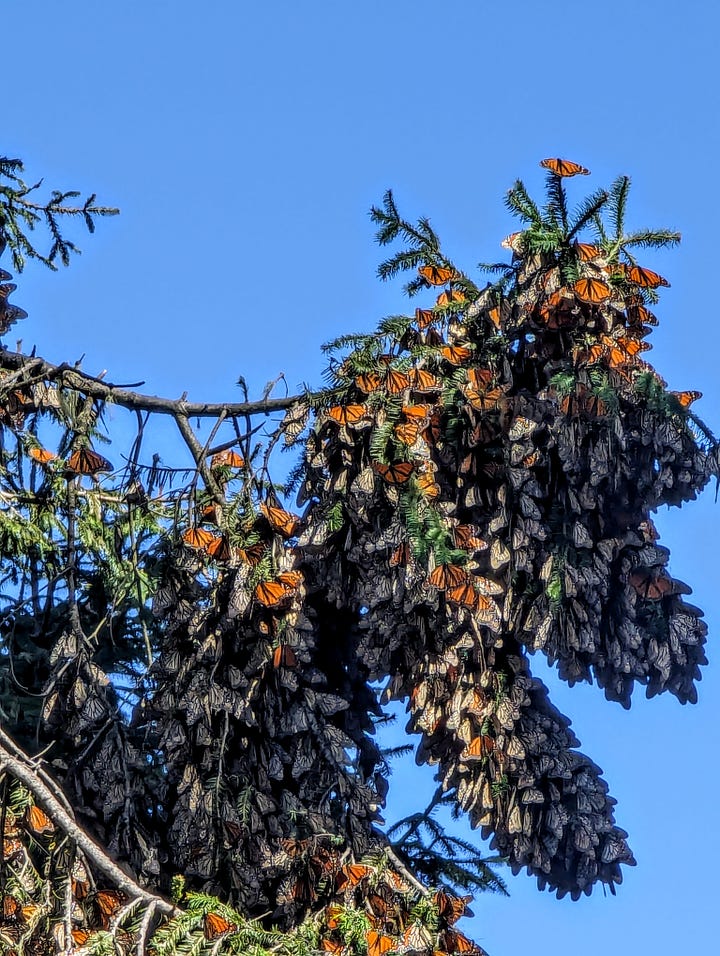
[540, 157, 590, 177]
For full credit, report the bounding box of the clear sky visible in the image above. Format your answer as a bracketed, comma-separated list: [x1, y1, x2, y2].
[5, 2, 720, 954]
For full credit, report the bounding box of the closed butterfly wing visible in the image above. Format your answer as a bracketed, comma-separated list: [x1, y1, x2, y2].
[204, 912, 236, 940]
[67, 447, 113, 475]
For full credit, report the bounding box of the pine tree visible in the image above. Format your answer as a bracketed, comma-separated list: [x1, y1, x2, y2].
[0, 154, 714, 954]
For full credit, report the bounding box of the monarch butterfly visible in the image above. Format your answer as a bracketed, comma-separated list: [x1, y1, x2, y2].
[373, 461, 414, 484]
[71, 929, 92, 946]
[417, 471, 440, 499]
[464, 735, 495, 759]
[255, 580, 294, 607]
[574, 277, 611, 304]
[91, 889, 126, 926]
[66, 448, 113, 475]
[464, 383, 502, 412]
[389, 542, 412, 567]
[401, 403, 431, 420]
[28, 446, 56, 465]
[434, 890, 471, 925]
[500, 231, 524, 253]
[428, 563, 467, 590]
[436, 289, 466, 307]
[415, 307, 436, 329]
[418, 264, 456, 285]
[447, 582, 479, 609]
[409, 368, 441, 392]
[574, 242, 602, 261]
[540, 157, 590, 177]
[320, 941, 344, 955]
[441, 929, 481, 954]
[366, 931, 394, 956]
[237, 542, 266, 565]
[625, 297, 658, 326]
[328, 404, 368, 426]
[628, 265, 669, 288]
[206, 535, 230, 561]
[629, 570, 673, 600]
[454, 524, 487, 552]
[203, 912, 236, 940]
[441, 345, 472, 365]
[353, 372, 380, 394]
[487, 305, 502, 328]
[210, 448, 244, 469]
[277, 570, 303, 589]
[337, 863, 372, 888]
[467, 366, 494, 390]
[25, 804, 55, 835]
[383, 369, 412, 394]
[259, 502, 300, 537]
[182, 527, 217, 552]
[394, 420, 420, 445]
[669, 390, 702, 408]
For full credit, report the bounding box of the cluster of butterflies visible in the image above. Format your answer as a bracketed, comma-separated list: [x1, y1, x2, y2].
[2, 160, 714, 955]
[276, 159, 711, 900]
[0, 799, 128, 954]
[0, 266, 27, 336]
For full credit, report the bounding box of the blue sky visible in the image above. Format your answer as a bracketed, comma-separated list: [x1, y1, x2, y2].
[5, 2, 720, 954]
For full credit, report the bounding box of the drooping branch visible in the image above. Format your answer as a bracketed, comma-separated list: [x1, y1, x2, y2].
[0, 726, 179, 919]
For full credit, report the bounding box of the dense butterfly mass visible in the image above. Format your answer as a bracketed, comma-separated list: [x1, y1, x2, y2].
[0, 160, 714, 954]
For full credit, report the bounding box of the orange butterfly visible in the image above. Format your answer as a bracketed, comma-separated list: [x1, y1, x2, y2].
[355, 372, 381, 393]
[206, 535, 230, 561]
[92, 889, 126, 927]
[182, 527, 217, 552]
[574, 242, 602, 261]
[390, 542, 412, 567]
[401, 404, 431, 420]
[337, 864, 372, 888]
[209, 448, 244, 469]
[366, 930, 394, 956]
[66, 447, 113, 476]
[394, 420, 420, 445]
[417, 471, 440, 499]
[628, 265, 669, 288]
[71, 929, 92, 946]
[625, 297, 658, 326]
[373, 461, 414, 485]
[237, 542, 266, 565]
[260, 502, 300, 537]
[454, 524, 487, 551]
[669, 390, 702, 408]
[328, 404, 368, 426]
[415, 307, 436, 330]
[447, 581, 479, 609]
[25, 804, 55, 835]
[434, 890, 471, 925]
[540, 157, 590, 177]
[464, 735, 495, 759]
[28, 446, 56, 465]
[441, 345, 472, 365]
[273, 644, 297, 667]
[419, 264, 456, 286]
[203, 912, 236, 940]
[409, 368, 441, 392]
[383, 369, 412, 394]
[428, 564, 467, 590]
[436, 289, 466, 307]
[255, 580, 294, 608]
[321, 941, 344, 955]
[629, 570, 673, 600]
[441, 929, 479, 954]
[574, 277, 611, 304]
[500, 232, 524, 253]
